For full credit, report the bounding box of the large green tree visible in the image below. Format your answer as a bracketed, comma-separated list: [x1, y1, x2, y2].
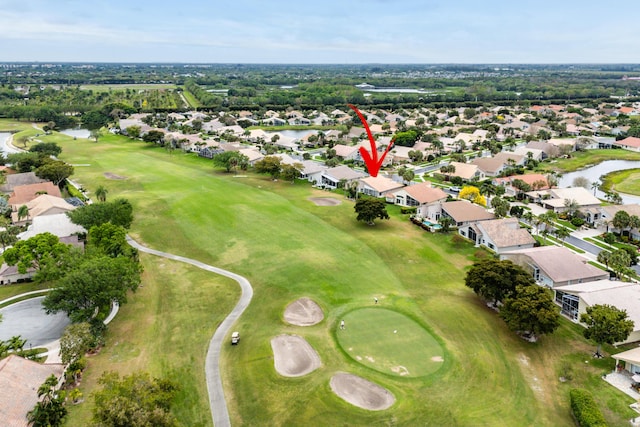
[35, 159, 74, 186]
[92, 371, 179, 427]
[212, 151, 249, 173]
[354, 197, 390, 226]
[87, 222, 137, 259]
[43, 256, 142, 322]
[254, 156, 282, 179]
[580, 304, 634, 357]
[500, 284, 560, 341]
[29, 142, 62, 157]
[2, 232, 74, 281]
[464, 258, 535, 305]
[67, 198, 134, 230]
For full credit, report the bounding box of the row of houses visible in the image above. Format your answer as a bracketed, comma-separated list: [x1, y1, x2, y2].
[0, 172, 85, 285]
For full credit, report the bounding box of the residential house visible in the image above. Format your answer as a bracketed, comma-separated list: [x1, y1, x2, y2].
[612, 136, 640, 152]
[0, 355, 65, 426]
[0, 172, 46, 193]
[554, 280, 640, 344]
[11, 194, 76, 225]
[18, 212, 86, 240]
[388, 182, 448, 219]
[613, 346, 640, 374]
[468, 218, 535, 254]
[332, 144, 361, 161]
[525, 140, 559, 159]
[512, 146, 544, 161]
[238, 148, 264, 166]
[440, 162, 485, 181]
[501, 246, 609, 288]
[470, 152, 524, 177]
[319, 166, 366, 189]
[547, 138, 577, 152]
[357, 175, 405, 198]
[299, 161, 328, 183]
[493, 173, 550, 196]
[9, 182, 61, 207]
[440, 200, 495, 231]
[599, 204, 640, 237]
[262, 117, 287, 126]
[525, 187, 601, 213]
[0, 264, 35, 285]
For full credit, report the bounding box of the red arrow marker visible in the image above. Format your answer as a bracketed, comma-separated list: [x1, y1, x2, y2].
[347, 104, 394, 177]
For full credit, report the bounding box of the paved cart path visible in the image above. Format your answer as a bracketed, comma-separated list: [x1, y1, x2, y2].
[127, 236, 253, 427]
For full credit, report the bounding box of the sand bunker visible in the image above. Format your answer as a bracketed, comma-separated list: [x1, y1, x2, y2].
[104, 172, 127, 180]
[283, 297, 324, 326]
[271, 334, 321, 377]
[308, 197, 341, 206]
[330, 372, 395, 411]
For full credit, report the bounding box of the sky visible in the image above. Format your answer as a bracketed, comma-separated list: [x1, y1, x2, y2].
[1, 0, 639, 64]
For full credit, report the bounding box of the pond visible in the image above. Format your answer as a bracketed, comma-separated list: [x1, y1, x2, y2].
[59, 128, 91, 139]
[558, 160, 640, 204]
[0, 132, 21, 154]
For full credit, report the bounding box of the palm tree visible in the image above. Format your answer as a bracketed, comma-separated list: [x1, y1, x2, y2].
[95, 185, 108, 203]
[17, 204, 29, 222]
[8, 335, 27, 352]
[554, 227, 571, 243]
[438, 216, 453, 233]
[591, 181, 600, 196]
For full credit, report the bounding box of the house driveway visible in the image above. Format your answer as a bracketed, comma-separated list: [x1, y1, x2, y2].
[126, 236, 253, 427]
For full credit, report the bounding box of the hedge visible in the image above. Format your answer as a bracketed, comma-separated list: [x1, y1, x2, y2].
[569, 388, 608, 427]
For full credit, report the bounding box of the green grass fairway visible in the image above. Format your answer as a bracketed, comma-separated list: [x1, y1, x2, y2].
[10, 126, 632, 426]
[601, 168, 640, 196]
[337, 308, 444, 377]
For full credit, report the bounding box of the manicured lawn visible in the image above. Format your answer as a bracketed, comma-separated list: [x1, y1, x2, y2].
[538, 149, 640, 173]
[0, 119, 35, 133]
[336, 308, 445, 377]
[601, 168, 640, 196]
[28, 130, 634, 426]
[0, 282, 49, 304]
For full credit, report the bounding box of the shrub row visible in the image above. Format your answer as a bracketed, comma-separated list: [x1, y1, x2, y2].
[569, 388, 607, 427]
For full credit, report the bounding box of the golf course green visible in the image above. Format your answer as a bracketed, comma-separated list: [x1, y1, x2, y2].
[337, 308, 444, 377]
[1, 124, 635, 426]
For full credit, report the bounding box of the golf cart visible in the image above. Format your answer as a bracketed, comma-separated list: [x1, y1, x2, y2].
[231, 331, 240, 345]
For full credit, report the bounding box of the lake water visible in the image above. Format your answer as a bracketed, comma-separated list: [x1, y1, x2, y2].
[0, 132, 20, 154]
[558, 160, 640, 204]
[60, 128, 91, 139]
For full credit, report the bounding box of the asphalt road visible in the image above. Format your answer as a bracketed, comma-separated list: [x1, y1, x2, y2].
[0, 296, 70, 347]
[127, 236, 253, 427]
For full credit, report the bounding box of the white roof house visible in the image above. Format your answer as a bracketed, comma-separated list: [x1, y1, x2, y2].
[471, 218, 536, 254]
[358, 175, 405, 198]
[501, 246, 609, 288]
[18, 213, 86, 240]
[320, 166, 366, 189]
[555, 280, 640, 344]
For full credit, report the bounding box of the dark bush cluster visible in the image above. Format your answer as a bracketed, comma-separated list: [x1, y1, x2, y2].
[569, 388, 607, 427]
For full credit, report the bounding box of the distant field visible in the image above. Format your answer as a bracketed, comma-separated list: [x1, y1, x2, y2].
[79, 83, 177, 92]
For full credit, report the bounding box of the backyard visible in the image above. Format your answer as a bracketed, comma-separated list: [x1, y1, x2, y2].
[4, 127, 636, 426]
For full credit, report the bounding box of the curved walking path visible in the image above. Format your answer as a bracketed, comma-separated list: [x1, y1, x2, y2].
[126, 236, 253, 427]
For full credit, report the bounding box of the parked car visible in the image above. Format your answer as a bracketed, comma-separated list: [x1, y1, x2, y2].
[231, 331, 240, 345]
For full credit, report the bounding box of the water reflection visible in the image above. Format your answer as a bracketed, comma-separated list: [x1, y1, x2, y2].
[557, 160, 640, 204]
